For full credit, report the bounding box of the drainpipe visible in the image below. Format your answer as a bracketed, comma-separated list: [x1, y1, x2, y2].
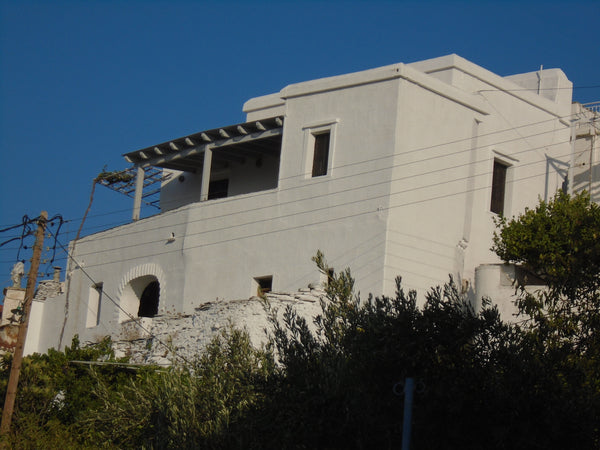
[590, 130, 595, 196]
[569, 117, 577, 196]
[53, 267, 61, 283]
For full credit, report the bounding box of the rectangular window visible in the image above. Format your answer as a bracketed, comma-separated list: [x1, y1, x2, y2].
[86, 282, 103, 328]
[208, 179, 229, 200]
[254, 276, 273, 296]
[311, 132, 331, 177]
[490, 160, 508, 214]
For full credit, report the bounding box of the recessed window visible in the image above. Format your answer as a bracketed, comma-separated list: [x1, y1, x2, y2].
[208, 179, 229, 200]
[254, 275, 273, 296]
[312, 132, 331, 177]
[303, 120, 337, 179]
[490, 160, 509, 215]
[86, 282, 103, 328]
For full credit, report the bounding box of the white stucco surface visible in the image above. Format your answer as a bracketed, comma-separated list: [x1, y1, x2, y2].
[28, 54, 582, 355]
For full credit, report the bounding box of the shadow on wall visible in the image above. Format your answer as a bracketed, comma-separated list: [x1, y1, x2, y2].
[120, 276, 160, 322]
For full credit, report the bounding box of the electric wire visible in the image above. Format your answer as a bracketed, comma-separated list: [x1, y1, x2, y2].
[55, 106, 597, 240]
[4, 150, 590, 351]
[478, 84, 600, 92]
[0, 108, 590, 242]
[1, 108, 595, 274]
[62, 153, 575, 272]
[0, 137, 581, 270]
[50, 232, 194, 366]
[67, 136, 576, 262]
[3, 134, 580, 270]
[61, 123, 576, 250]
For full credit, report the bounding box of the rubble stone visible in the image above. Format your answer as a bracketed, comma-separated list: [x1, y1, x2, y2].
[111, 287, 322, 364]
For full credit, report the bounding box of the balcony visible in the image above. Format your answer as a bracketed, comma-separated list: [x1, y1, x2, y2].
[101, 117, 284, 219]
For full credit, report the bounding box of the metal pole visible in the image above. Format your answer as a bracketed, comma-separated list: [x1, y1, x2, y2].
[590, 130, 595, 197]
[401, 377, 415, 450]
[1, 211, 47, 435]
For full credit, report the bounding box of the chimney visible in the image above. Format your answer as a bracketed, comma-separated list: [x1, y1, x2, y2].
[53, 266, 62, 283]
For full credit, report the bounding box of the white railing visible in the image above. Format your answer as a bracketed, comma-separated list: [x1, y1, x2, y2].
[582, 101, 600, 114]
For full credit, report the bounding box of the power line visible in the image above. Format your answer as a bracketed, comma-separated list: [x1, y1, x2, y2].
[66, 107, 589, 238]
[68, 136, 574, 262]
[65, 123, 574, 250]
[0, 109, 585, 244]
[0, 135, 575, 270]
[2, 110, 579, 237]
[50, 232, 194, 366]
[478, 84, 600, 92]
[1, 108, 590, 274]
[64, 153, 572, 271]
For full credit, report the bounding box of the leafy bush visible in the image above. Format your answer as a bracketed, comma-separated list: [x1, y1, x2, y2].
[3, 242, 598, 448]
[79, 326, 274, 449]
[252, 251, 600, 449]
[0, 335, 126, 448]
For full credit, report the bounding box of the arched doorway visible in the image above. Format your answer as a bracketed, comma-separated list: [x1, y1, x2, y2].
[119, 275, 160, 322]
[138, 280, 160, 317]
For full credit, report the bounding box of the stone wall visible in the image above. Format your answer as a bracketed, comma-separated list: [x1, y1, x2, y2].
[111, 286, 326, 365]
[34, 280, 64, 301]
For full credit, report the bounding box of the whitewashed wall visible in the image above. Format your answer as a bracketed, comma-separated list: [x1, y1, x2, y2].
[34, 55, 574, 352]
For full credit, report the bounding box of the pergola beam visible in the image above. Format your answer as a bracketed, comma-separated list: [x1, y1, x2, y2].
[135, 128, 282, 169]
[200, 147, 213, 202]
[132, 166, 145, 221]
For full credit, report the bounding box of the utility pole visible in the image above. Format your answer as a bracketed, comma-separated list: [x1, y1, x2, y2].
[0, 211, 47, 435]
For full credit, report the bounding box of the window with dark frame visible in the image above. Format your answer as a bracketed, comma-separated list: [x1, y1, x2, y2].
[490, 160, 508, 215]
[311, 131, 331, 177]
[208, 179, 229, 200]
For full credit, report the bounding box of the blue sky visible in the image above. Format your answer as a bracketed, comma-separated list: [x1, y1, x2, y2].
[1, 0, 599, 288]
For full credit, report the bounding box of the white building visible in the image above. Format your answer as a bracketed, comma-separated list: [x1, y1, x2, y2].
[27, 54, 584, 356]
[571, 101, 600, 202]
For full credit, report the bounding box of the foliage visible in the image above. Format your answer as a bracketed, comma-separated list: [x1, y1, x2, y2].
[254, 251, 599, 449]
[492, 190, 600, 297]
[2, 243, 599, 448]
[490, 191, 600, 448]
[96, 165, 134, 184]
[0, 335, 127, 448]
[79, 326, 274, 449]
[492, 191, 600, 352]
